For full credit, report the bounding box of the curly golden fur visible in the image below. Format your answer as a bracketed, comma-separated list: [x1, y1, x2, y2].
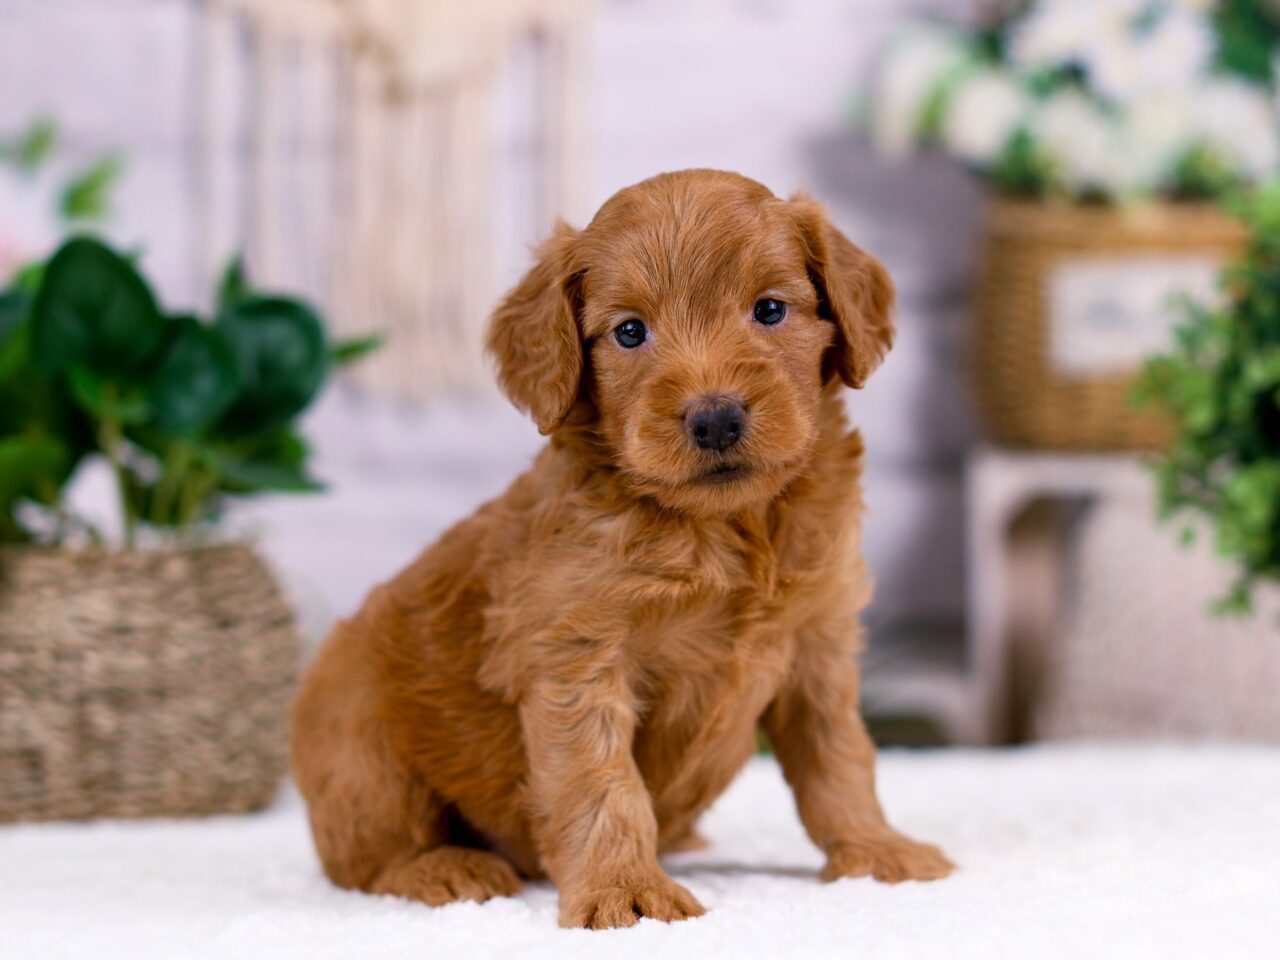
[291, 169, 954, 930]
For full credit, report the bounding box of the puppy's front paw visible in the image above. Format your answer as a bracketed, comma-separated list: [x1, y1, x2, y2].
[559, 871, 706, 929]
[822, 832, 954, 884]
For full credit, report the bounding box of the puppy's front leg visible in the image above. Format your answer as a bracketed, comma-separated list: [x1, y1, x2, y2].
[520, 660, 705, 929]
[763, 625, 954, 884]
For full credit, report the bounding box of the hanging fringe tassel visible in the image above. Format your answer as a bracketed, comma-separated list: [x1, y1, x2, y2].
[199, 0, 590, 402]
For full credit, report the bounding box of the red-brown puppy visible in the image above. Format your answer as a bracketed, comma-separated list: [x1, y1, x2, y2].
[292, 169, 953, 929]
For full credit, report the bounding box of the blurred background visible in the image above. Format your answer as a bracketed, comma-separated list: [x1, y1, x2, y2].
[3, 0, 1280, 827]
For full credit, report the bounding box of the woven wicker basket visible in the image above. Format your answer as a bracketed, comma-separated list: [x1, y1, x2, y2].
[0, 544, 298, 822]
[974, 199, 1246, 450]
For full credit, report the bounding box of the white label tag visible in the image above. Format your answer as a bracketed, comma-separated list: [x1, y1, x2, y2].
[1047, 256, 1223, 376]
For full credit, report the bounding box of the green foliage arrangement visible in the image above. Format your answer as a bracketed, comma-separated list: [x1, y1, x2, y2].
[0, 236, 379, 547]
[1137, 181, 1280, 613]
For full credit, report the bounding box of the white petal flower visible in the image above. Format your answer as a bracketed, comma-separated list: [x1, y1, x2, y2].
[1146, 5, 1216, 83]
[1087, 6, 1213, 103]
[1033, 89, 1144, 197]
[1187, 78, 1280, 181]
[940, 68, 1030, 165]
[1007, 0, 1143, 72]
[1125, 92, 1195, 185]
[1085, 31, 1143, 104]
[869, 25, 970, 155]
[868, 0, 1256, 199]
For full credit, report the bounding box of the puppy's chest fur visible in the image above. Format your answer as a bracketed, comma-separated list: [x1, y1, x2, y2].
[633, 470, 864, 711]
[480, 420, 867, 737]
[623, 519, 800, 772]
[620, 521, 785, 710]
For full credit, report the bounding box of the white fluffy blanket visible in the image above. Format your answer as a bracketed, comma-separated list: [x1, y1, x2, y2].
[4, 746, 1279, 960]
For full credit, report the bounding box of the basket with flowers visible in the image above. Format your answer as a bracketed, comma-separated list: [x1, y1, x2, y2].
[865, 0, 1278, 449]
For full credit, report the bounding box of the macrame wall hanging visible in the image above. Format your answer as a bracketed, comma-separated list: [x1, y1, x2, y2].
[198, 0, 590, 402]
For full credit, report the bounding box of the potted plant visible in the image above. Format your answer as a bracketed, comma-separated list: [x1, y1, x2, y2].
[863, 0, 1279, 449]
[1138, 181, 1280, 615]
[0, 235, 378, 822]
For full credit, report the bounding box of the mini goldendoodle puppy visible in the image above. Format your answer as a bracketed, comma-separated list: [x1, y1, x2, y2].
[292, 168, 953, 930]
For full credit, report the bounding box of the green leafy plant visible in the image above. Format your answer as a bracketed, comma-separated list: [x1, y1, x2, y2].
[1136, 181, 1280, 613]
[0, 237, 380, 547]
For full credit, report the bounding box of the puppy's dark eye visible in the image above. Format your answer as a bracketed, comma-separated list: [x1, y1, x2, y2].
[753, 298, 786, 326]
[614, 318, 647, 348]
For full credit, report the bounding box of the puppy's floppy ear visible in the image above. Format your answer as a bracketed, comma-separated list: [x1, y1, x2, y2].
[787, 194, 895, 389]
[486, 221, 583, 434]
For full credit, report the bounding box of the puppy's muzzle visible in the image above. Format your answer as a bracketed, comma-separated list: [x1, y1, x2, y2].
[685, 396, 745, 452]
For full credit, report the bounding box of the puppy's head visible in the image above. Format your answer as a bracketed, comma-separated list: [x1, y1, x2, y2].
[487, 169, 893, 516]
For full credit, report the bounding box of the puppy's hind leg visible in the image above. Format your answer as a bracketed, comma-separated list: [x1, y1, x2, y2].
[291, 629, 522, 906]
[293, 701, 522, 905]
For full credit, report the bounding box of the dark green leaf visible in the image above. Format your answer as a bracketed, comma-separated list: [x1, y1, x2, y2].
[1170, 144, 1241, 200]
[0, 117, 57, 171]
[0, 435, 67, 505]
[227, 427, 310, 466]
[217, 296, 328, 433]
[330, 333, 384, 366]
[1213, 0, 1280, 84]
[59, 154, 123, 221]
[68, 367, 150, 425]
[0, 315, 92, 478]
[0, 289, 26, 370]
[217, 255, 252, 314]
[10, 259, 47, 296]
[989, 128, 1053, 197]
[213, 454, 325, 494]
[1211, 582, 1254, 617]
[31, 236, 166, 379]
[147, 316, 241, 435]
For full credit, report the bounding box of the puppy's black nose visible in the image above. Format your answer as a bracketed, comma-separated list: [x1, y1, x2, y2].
[686, 398, 745, 452]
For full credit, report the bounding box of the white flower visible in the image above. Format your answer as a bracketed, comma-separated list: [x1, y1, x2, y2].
[867, 0, 1265, 198]
[869, 25, 970, 155]
[1007, 0, 1143, 72]
[1186, 78, 1280, 181]
[940, 68, 1029, 164]
[1033, 89, 1145, 197]
[1125, 91, 1195, 186]
[1086, 6, 1213, 103]
[1010, 1, 1213, 104]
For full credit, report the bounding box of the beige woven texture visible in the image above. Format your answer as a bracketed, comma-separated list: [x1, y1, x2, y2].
[0, 545, 298, 822]
[975, 200, 1246, 450]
